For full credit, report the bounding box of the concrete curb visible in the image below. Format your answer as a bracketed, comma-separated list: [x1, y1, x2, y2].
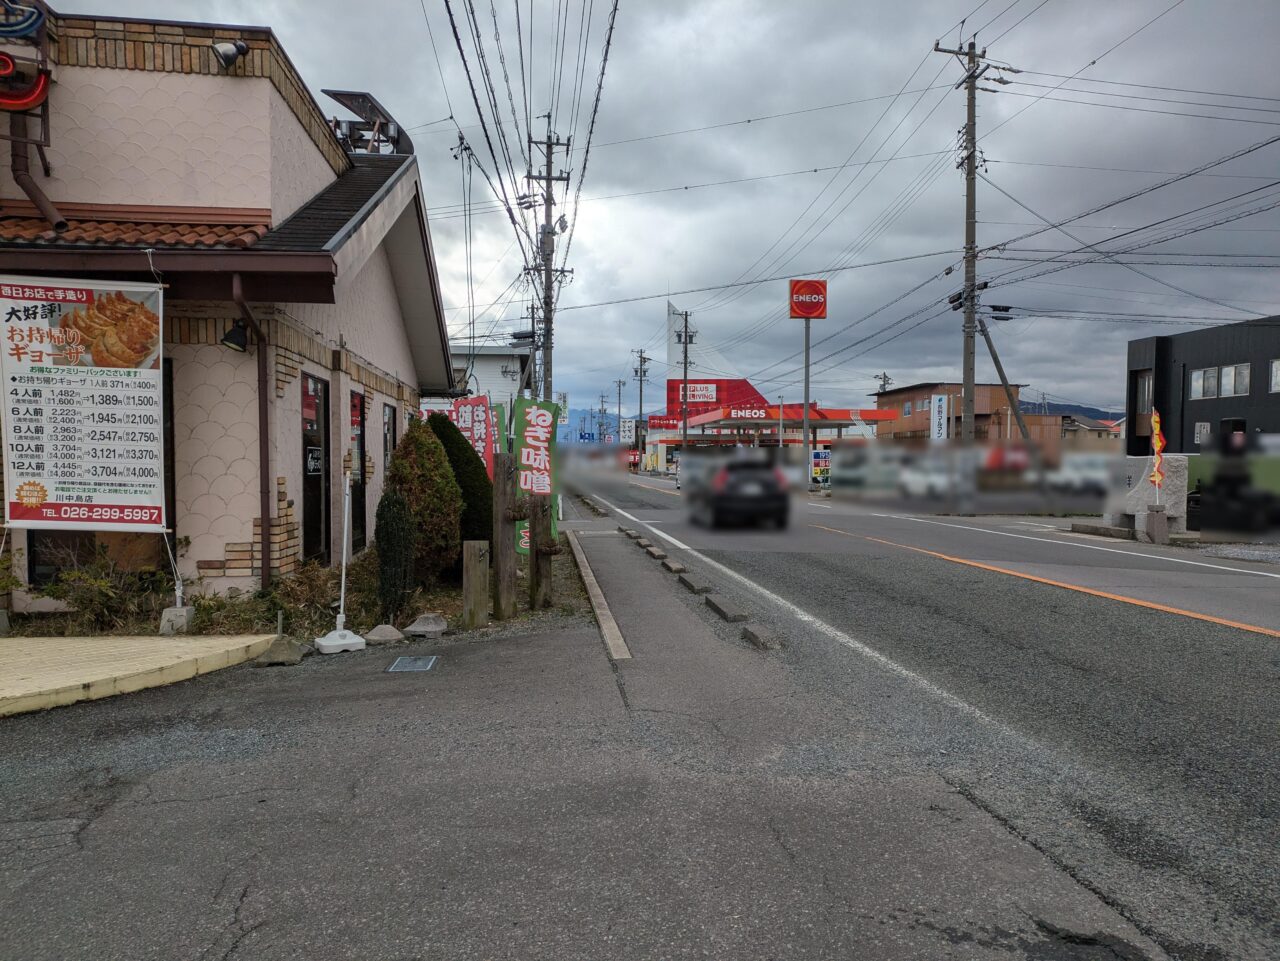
[678, 573, 713, 594]
[661, 558, 687, 574]
[566, 531, 633, 661]
[741, 625, 781, 651]
[705, 595, 748, 623]
[645, 546, 668, 560]
[0, 635, 275, 718]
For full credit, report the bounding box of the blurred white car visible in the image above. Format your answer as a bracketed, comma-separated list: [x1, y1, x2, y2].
[1047, 454, 1113, 495]
[899, 460, 953, 498]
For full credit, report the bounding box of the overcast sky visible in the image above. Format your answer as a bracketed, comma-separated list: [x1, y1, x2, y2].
[74, 1, 1280, 415]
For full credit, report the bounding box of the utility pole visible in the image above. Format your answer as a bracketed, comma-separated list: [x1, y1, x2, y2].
[674, 310, 694, 455]
[597, 393, 609, 440]
[614, 379, 626, 446]
[875, 372, 894, 394]
[633, 348, 650, 458]
[526, 115, 570, 402]
[934, 38, 989, 445]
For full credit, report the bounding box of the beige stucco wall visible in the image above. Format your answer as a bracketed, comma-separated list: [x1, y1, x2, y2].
[0, 67, 271, 210]
[171, 344, 260, 582]
[280, 245, 416, 386]
[0, 68, 336, 222]
[268, 84, 335, 225]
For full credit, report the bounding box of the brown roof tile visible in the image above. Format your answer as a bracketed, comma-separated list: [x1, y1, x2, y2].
[0, 216, 272, 249]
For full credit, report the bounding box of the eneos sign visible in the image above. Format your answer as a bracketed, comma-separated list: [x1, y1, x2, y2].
[789, 278, 827, 319]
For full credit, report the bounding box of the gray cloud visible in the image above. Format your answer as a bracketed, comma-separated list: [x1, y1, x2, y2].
[68, 0, 1280, 414]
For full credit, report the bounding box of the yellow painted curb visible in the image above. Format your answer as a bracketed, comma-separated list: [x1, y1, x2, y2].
[0, 635, 275, 718]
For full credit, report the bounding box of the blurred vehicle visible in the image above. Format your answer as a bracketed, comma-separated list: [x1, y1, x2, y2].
[685, 456, 789, 528]
[1047, 453, 1113, 495]
[831, 444, 906, 497]
[899, 458, 953, 499]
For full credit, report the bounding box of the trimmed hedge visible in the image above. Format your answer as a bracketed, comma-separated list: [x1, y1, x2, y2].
[386, 417, 463, 584]
[427, 411, 493, 550]
[374, 488, 416, 623]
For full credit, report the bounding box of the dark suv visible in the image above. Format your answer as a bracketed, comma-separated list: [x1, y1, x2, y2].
[685, 457, 790, 529]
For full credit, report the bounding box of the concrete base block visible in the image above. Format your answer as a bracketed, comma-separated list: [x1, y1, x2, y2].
[405, 612, 447, 639]
[159, 606, 195, 636]
[741, 625, 780, 651]
[645, 546, 667, 560]
[678, 574, 713, 594]
[365, 623, 406, 645]
[624, 530, 641, 540]
[1140, 504, 1169, 545]
[636, 538, 653, 549]
[314, 629, 366, 654]
[661, 559, 687, 574]
[706, 595, 748, 623]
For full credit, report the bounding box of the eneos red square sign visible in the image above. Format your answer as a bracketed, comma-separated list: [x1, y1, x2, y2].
[790, 278, 827, 319]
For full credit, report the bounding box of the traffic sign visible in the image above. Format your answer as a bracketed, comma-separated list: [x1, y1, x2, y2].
[578, 431, 595, 443]
[789, 278, 827, 319]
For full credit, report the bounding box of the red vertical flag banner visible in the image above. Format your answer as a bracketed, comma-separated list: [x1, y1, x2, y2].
[1149, 408, 1165, 488]
[512, 397, 561, 555]
[451, 396, 495, 479]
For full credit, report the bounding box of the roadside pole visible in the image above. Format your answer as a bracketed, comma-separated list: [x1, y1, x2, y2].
[789, 279, 827, 491]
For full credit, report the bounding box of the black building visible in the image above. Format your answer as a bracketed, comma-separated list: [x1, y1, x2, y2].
[1125, 316, 1280, 456]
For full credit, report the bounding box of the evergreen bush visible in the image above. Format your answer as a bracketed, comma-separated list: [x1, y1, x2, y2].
[386, 417, 463, 584]
[427, 411, 493, 550]
[374, 488, 416, 623]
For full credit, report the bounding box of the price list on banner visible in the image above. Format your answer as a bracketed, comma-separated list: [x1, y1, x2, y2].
[0, 276, 166, 532]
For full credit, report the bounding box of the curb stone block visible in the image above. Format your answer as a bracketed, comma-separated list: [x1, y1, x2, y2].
[678, 574, 713, 594]
[741, 625, 781, 651]
[661, 558, 687, 574]
[705, 595, 748, 623]
[645, 546, 667, 560]
[636, 538, 652, 549]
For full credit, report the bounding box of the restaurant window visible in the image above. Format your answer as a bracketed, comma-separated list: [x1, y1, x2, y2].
[383, 403, 398, 474]
[1135, 369, 1154, 412]
[1271, 359, 1280, 393]
[1219, 363, 1249, 398]
[902, 401, 912, 416]
[1188, 367, 1216, 400]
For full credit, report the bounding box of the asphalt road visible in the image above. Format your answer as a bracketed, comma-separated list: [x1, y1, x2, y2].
[586, 472, 1280, 961]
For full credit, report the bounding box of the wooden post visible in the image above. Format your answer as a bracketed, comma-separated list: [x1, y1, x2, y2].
[492, 451, 517, 620]
[462, 540, 490, 629]
[529, 495, 554, 610]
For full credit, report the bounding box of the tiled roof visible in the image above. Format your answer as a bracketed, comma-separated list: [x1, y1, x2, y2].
[0, 217, 270, 249]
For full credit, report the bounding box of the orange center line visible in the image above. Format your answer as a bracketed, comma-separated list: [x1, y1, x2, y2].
[809, 523, 1280, 639]
[629, 481, 680, 497]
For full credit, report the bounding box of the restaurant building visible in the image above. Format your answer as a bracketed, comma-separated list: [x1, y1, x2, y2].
[0, 7, 454, 605]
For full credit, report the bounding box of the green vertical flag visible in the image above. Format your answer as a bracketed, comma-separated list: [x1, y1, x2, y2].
[512, 398, 560, 556]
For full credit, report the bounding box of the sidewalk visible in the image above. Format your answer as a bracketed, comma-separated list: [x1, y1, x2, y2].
[0, 633, 274, 717]
[0, 501, 1168, 960]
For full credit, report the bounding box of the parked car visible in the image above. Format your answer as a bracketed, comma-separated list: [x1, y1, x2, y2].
[686, 457, 789, 528]
[899, 459, 953, 499]
[1047, 454, 1113, 495]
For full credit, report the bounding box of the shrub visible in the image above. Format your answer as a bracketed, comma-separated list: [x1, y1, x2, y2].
[374, 488, 416, 623]
[427, 411, 493, 551]
[386, 416, 462, 584]
[35, 543, 174, 633]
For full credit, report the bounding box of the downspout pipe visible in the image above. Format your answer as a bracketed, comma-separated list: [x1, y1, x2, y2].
[232, 272, 273, 592]
[10, 113, 66, 233]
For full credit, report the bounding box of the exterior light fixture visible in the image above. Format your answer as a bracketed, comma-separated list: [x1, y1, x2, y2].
[220, 318, 249, 352]
[211, 39, 249, 71]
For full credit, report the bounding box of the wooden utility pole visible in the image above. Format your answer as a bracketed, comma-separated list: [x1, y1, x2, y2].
[491, 451, 517, 619]
[934, 38, 989, 445]
[615, 378, 626, 445]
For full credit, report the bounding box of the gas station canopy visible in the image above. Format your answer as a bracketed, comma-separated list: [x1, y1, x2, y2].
[687, 404, 897, 430]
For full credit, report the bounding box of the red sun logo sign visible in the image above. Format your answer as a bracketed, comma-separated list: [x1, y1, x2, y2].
[789, 279, 827, 319]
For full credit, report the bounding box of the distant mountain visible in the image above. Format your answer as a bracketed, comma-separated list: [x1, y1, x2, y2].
[1019, 400, 1122, 421]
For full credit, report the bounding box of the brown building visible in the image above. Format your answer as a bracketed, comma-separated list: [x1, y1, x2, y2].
[873, 382, 1024, 442]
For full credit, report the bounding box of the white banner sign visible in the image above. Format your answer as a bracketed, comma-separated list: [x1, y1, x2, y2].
[0, 276, 166, 531]
[556, 391, 568, 425]
[679, 382, 717, 402]
[930, 394, 949, 444]
[619, 418, 635, 443]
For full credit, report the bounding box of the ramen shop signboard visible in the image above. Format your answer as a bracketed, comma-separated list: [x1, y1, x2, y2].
[0, 276, 166, 532]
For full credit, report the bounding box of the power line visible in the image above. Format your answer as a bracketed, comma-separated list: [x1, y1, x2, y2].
[1015, 70, 1280, 104]
[989, 0, 1055, 44]
[987, 88, 1280, 126]
[1008, 79, 1280, 115]
[418, 0, 456, 119]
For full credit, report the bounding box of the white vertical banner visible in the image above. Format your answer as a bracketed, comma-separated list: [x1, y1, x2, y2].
[0, 276, 166, 532]
[619, 418, 635, 444]
[930, 394, 949, 444]
[556, 391, 568, 425]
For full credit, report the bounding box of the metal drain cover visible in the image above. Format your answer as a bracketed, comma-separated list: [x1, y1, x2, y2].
[386, 656, 438, 673]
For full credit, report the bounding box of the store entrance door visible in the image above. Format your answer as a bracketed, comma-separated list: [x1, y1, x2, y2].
[302, 374, 330, 565]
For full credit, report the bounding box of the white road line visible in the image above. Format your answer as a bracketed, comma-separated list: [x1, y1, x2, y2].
[878, 514, 1280, 580]
[592, 493, 1023, 735]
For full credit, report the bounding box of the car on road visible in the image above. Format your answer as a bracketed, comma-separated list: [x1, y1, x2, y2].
[899, 458, 953, 498]
[685, 456, 789, 528]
